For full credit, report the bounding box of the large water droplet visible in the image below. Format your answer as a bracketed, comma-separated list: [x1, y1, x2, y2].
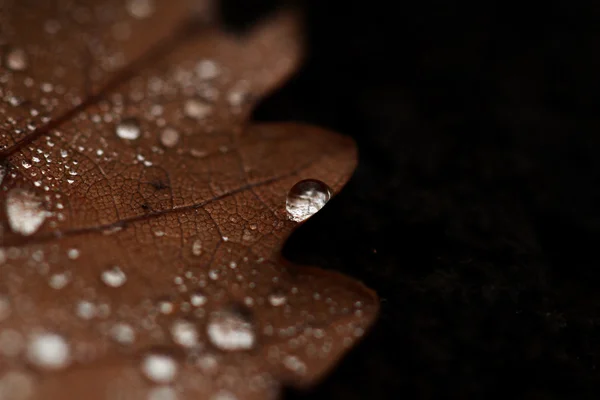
[141, 353, 178, 384]
[100, 266, 127, 287]
[6, 189, 48, 236]
[206, 307, 255, 351]
[183, 98, 212, 120]
[115, 118, 141, 140]
[26, 333, 70, 370]
[3, 47, 28, 71]
[286, 179, 332, 222]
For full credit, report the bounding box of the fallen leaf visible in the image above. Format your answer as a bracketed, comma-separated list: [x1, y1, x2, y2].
[0, 1, 378, 399]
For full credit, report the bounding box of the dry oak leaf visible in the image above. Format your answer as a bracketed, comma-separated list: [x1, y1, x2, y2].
[0, 1, 378, 399]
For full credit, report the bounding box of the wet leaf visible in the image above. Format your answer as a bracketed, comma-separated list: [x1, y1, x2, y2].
[0, 1, 378, 399]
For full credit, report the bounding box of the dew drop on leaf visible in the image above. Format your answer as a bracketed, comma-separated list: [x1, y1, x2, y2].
[26, 333, 71, 370]
[190, 290, 207, 307]
[268, 292, 287, 307]
[191, 239, 202, 256]
[183, 98, 212, 120]
[285, 179, 332, 222]
[206, 307, 255, 351]
[3, 47, 28, 71]
[159, 127, 180, 148]
[196, 59, 220, 80]
[141, 353, 178, 384]
[6, 189, 48, 236]
[109, 322, 136, 345]
[170, 319, 199, 348]
[100, 266, 127, 287]
[115, 118, 141, 140]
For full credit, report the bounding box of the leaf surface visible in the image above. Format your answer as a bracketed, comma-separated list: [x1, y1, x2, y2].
[0, 1, 378, 399]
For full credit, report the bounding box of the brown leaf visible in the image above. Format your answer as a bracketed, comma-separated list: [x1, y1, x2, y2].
[0, 1, 378, 399]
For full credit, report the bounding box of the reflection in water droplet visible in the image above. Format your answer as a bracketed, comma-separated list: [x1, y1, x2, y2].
[26, 333, 70, 370]
[160, 128, 179, 148]
[6, 189, 48, 236]
[206, 308, 255, 351]
[184, 98, 212, 120]
[286, 179, 332, 222]
[115, 118, 141, 140]
[126, 0, 155, 19]
[141, 353, 177, 384]
[170, 319, 198, 348]
[4, 47, 28, 71]
[101, 266, 127, 287]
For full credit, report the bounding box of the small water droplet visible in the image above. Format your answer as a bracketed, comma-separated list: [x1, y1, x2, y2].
[157, 297, 174, 314]
[206, 307, 255, 351]
[48, 272, 71, 290]
[191, 239, 202, 256]
[4, 47, 28, 71]
[170, 319, 199, 348]
[286, 179, 332, 222]
[159, 127, 179, 148]
[190, 290, 207, 307]
[26, 333, 70, 370]
[141, 353, 177, 384]
[67, 248, 80, 260]
[6, 189, 48, 235]
[101, 266, 127, 287]
[196, 60, 220, 80]
[183, 98, 212, 120]
[75, 301, 96, 320]
[115, 118, 141, 140]
[127, 0, 155, 19]
[110, 322, 136, 345]
[268, 292, 287, 307]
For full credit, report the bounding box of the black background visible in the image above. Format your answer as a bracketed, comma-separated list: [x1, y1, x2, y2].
[222, 1, 600, 398]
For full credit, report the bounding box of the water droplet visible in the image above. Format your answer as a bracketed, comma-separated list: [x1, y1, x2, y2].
[67, 248, 80, 260]
[110, 322, 135, 345]
[191, 239, 202, 256]
[127, 0, 155, 19]
[286, 179, 332, 222]
[159, 128, 179, 148]
[183, 98, 212, 120]
[115, 118, 141, 140]
[196, 60, 220, 80]
[101, 266, 127, 287]
[6, 189, 48, 236]
[4, 47, 28, 71]
[48, 273, 71, 290]
[268, 292, 287, 307]
[157, 298, 174, 314]
[75, 301, 96, 320]
[206, 307, 255, 351]
[170, 319, 198, 348]
[26, 333, 70, 370]
[141, 353, 177, 384]
[190, 290, 207, 307]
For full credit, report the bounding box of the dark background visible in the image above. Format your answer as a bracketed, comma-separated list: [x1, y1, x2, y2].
[222, 1, 600, 398]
